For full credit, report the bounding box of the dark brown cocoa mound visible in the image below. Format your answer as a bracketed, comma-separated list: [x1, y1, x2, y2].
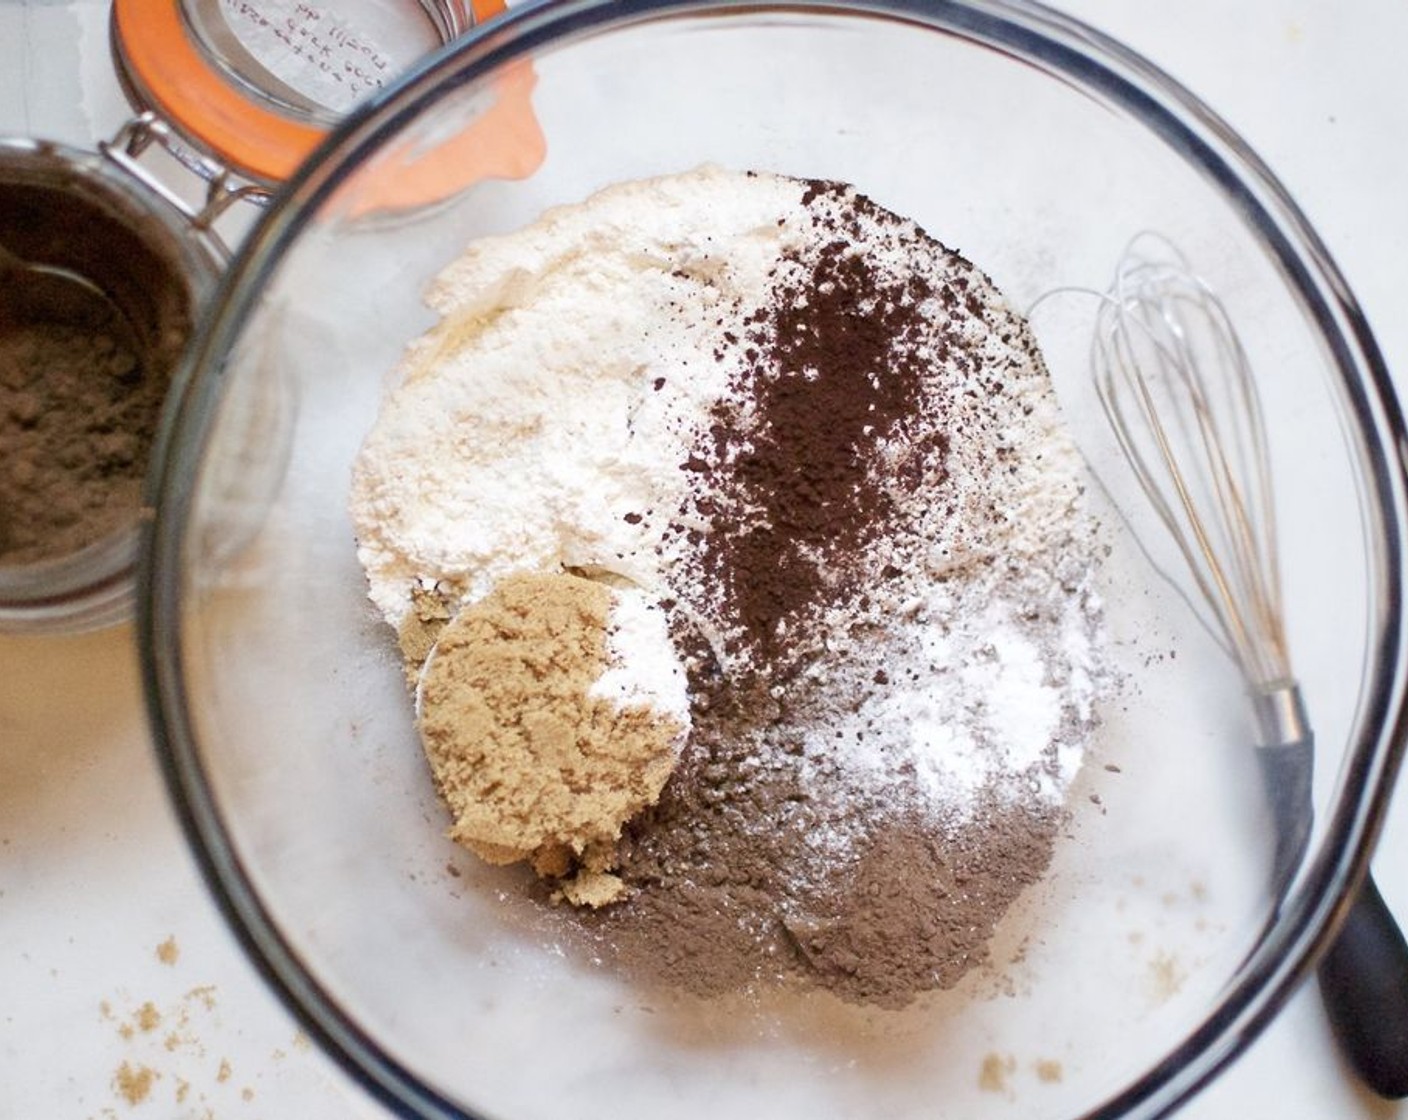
[683, 181, 954, 673]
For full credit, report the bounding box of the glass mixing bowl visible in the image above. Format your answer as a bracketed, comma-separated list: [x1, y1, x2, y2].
[138, 1, 1408, 1117]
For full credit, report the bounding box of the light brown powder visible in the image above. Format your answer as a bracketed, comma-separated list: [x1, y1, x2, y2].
[113, 1061, 157, 1106]
[1035, 1058, 1064, 1083]
[978, 1052, 1016, 1094]
[1148, 950, 1186, 1001]
[155, 936, 180, 966]
[134, 1001, 161, 1033]
[102, 981, 242, 1111]
[398, 584, 454, 670]
[186, 985, 217, 1011]
[416, 571, 680, 898]
[557, 868, 627, 908]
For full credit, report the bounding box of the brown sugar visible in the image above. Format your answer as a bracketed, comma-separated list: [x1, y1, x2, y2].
[978, 1052, 1016, 1094]
[1035, 1058, 1064, 1083]
[155, 936, 180, 966]
[416, 571, 681, 899]
[113, 1061, 157, 1106]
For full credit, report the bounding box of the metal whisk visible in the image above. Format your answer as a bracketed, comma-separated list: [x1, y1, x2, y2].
[1093, 240, 1288, 698]
[1090, 233, 1408, 1098]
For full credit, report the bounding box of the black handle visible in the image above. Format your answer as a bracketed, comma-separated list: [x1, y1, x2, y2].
[1318, 873, 1408, 1099]
[1258, 733, 1408, 1098]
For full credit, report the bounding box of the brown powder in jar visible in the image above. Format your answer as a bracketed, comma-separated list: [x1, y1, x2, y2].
[0, 317, 160, 563]
[0, 174, 194, 569]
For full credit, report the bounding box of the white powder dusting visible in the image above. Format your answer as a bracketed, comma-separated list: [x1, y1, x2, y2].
[590, 588, 690, 734]
[769, 555, 1103, 827]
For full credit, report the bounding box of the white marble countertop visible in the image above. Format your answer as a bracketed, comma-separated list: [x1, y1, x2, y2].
[2, 1, 1406, 1117]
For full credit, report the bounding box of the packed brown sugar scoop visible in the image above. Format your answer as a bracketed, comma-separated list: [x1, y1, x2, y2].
[409, 570, 687, 909]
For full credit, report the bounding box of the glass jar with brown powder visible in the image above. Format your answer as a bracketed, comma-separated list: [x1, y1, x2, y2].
[0, 137, 217, 631]
[0, 0, 530, 632]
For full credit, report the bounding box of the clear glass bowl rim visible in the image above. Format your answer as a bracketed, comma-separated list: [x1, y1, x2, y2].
[137, 1, 1408, 1117]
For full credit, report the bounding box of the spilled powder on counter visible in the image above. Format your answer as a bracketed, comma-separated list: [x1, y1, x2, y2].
[112, 1060, 158, 1106]
[154, 936, 180, 967]
[979, 1053, 1018, 1095]
[1036, 1058, 1065, 1083]
[101, 973, 287, 1113]
[352, 167, 1109, 1006]
[416, 571, 687, 903]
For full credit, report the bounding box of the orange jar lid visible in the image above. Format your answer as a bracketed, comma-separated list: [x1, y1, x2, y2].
[110, 0, 541, 200]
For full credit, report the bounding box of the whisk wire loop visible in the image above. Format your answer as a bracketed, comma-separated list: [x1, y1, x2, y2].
[1092, 234, 1291, 692]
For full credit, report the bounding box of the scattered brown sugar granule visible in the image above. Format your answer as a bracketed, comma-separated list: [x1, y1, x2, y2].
[134, 1002, 161, 1033]
[155, 936, 180, 966]
[186, 985, 218, 1012]
[1148, 950, 1186, 1000]
[978, 1052, 1016, 1094]
[1035, 1058, 1064, 1083]
[417, 571, 681, 897]
[113, 1061, 158, 1106]
[398, 583, 454, 671]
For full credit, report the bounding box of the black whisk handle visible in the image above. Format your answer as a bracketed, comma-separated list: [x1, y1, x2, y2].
[1318, 872, 1408, 1098]
[1255, 711, 1408, 1098]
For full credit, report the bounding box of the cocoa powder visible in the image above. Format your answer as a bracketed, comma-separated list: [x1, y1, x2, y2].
[0, 174, 194, 570]
[686, 181, 950, 671]
[0, 318, 157, 564]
